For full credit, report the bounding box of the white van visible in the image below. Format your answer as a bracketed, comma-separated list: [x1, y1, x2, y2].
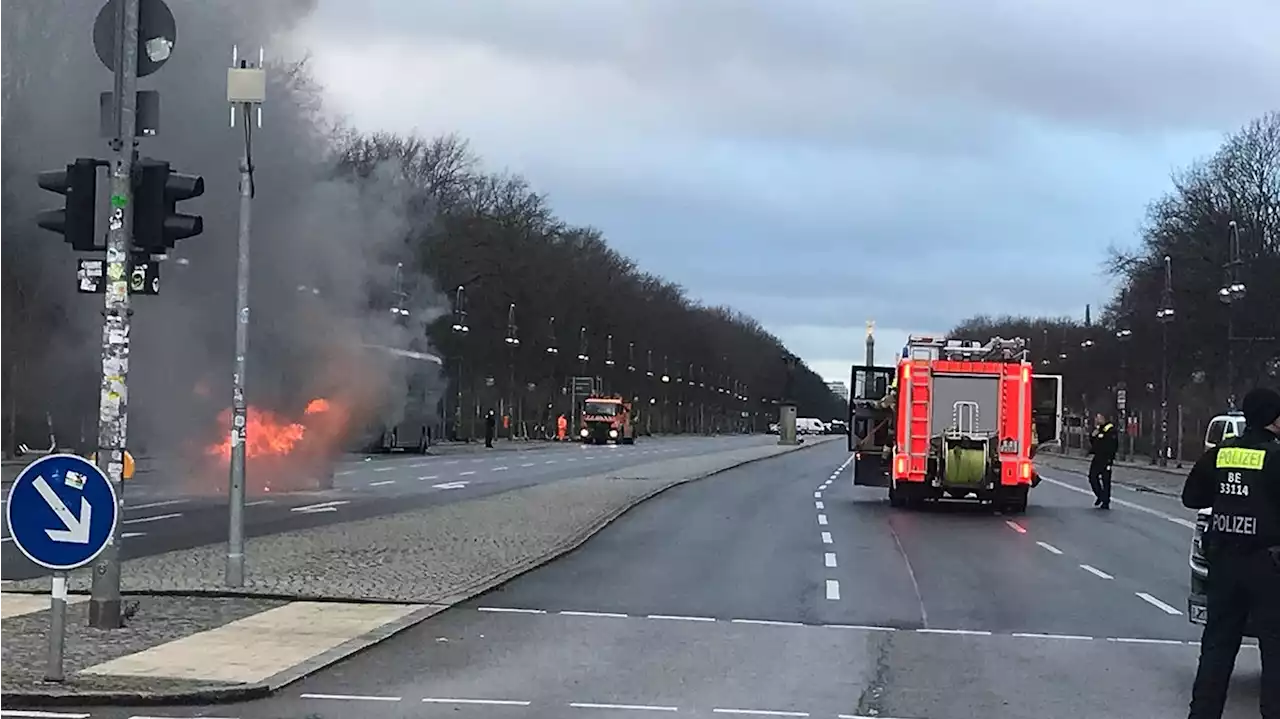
[1203, 411, 1246, 452]
[797, 417, 825, 435]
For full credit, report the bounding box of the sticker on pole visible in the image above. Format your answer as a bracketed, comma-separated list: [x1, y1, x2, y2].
[4, 454, 119, 571]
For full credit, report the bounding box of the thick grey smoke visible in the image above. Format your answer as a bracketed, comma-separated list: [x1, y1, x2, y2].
[1, 0, 444, 455]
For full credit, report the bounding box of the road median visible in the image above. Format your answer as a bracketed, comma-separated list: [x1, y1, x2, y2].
[0, 435, 840, 706]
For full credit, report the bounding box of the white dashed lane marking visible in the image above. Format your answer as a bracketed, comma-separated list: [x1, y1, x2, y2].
[373, 466, 395, 473]
[817, 514, 828, 526]
[821, 531, 833, 544]
[824, 552, 837, 567]
[825, 579, 841, 600]
[300, 693, 401, 702]
[1036, 541, 1063, 555]
[1079, 564, 1114, 580]
[569, 702, 677, 712]
[122, 512, 182, 525]
[1004, 520, 1027, 534]
[465, 606, 1221, 647]
[424, 698, 531, 707]
[714, 708, 809, 717]
[815, 501, 824, 509]
[1136, 592, 1183, 615]
[369, 480, 395, 487]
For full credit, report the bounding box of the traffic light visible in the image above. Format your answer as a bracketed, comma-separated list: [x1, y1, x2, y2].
[134, 158, 204, 253]
[36, 158, 101, 251]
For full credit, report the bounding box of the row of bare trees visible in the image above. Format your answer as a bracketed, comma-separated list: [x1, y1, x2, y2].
[330, 132, 845, 437]
[950, 112, 1280, 458]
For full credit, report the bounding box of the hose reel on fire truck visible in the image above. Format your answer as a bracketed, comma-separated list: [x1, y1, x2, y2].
[941, 401, 989, 488]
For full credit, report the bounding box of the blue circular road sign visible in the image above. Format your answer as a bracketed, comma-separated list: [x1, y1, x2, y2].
[5, 453, 119, 571]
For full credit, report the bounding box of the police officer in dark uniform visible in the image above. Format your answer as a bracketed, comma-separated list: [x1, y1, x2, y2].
[1181, 387, 1280, 719]
[1087, 412, 1119, 509]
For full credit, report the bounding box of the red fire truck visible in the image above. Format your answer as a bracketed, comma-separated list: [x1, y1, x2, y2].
[887, 335, 1057, 513]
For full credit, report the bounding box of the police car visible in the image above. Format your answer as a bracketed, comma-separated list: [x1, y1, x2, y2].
[1186, 410, 1257, 635]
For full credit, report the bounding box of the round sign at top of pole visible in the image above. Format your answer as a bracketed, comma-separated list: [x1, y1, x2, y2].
[93, 0, 178, 78]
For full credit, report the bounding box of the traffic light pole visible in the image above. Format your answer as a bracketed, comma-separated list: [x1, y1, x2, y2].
[89, 0, 140, 629]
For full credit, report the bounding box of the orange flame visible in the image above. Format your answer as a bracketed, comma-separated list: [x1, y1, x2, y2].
[206, 406, 308, 461]
[304, 398, 331, 414]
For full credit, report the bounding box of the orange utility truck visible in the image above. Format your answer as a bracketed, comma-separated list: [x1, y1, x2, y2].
[579, 395, 636, 445]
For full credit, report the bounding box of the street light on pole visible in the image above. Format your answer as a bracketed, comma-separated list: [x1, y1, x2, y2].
[450, 285, 469, 440]
[1219, 220, 1247, 409]
[505, 303, 519, 437]
[1156, 255, 1175, 467]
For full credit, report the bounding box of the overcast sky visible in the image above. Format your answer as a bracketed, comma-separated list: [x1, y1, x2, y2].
[291, 0, 1279, 383]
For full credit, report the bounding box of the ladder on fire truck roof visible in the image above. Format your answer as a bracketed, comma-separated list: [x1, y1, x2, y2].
[906, 335, 1029, 363]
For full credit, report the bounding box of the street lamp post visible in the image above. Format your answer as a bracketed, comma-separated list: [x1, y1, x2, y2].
[1115, 292, 1133, 460]
[450, 285, 470, 440]
[1156, 256, 1175, 467]
[1219, 220, 1248, 409]
[505, 303, 519, 439]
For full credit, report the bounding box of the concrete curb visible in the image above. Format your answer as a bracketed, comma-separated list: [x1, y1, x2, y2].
[1, 438, 837, 707]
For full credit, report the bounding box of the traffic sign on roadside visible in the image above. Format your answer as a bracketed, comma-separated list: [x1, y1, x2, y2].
[5, 453, 119, 571]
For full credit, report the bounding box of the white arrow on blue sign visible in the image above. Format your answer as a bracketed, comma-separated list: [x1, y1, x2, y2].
[5, 453, 119, 571]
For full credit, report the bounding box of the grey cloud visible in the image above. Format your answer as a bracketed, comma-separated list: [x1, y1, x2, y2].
[306, 0, 1279, 139]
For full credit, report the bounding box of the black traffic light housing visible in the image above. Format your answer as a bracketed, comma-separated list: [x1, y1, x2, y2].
[36, 158, 104, 251]
[133, 158, 204, 253]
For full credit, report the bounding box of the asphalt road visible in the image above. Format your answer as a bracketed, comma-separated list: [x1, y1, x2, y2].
[1, 435, 767, 580]
[33, 442, 1265, 719]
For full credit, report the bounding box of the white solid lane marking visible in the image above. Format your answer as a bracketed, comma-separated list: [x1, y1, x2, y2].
[478, 606, 545, 614]
[369, 480, 396, 487]
[122, 531, 146, 539]
[493, 466, 509, 471]
[1011, 632, 1093, 641]
[817, 514, 828, 525]
[569, 702, 678, 712]
[560, 610, 629, 618]
[123, 512, 182, 525]
[300, 693, 401, 701]
[1040, 476, 1196, 528]
[1005, 520, 1027, 534]
[1079, 564, 1114, 580]
[815, 501, 824, 509]
[827, 624, 897, 631]
[373, 466, 396, 473]
[647, 614, 716, 622]
[459, 471, 476, 476]
[245, 499, 272, 507]
[418, 475, 439, 481]
[821, 531, 833, 544]
[917, 628, 992, 636]
[1036, 541, 1063, 555]
[1136, 592, 1183, 615]
[713, 709, 809, 717]
[1, 706, 92, 711]
[825, 579, 841, 600]
[423, 698, 531, 706]
[127, 499, 186, 510]
[731, 618, 805, 627]
[824, 552, 837, 568]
